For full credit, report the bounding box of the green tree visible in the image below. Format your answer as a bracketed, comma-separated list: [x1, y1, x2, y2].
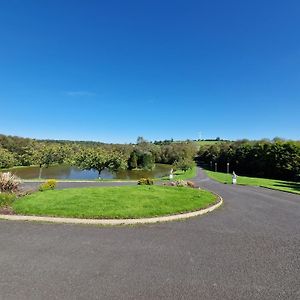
[33, 144, 64, 178]
[140, 152, 155, 170]
[75, 147, 127, 178]
[0, 147, 16, 168]
[128, 151, 138, 169]
[174, 158, 195, 171]
[136, 136, 147, 145]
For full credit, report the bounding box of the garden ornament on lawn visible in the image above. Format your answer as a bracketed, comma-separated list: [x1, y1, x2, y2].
[232, 171, 237, 184]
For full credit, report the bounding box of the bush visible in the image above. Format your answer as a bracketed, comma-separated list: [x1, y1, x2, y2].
[0, 193, 16, 207]
[137, 178, 154, 185]
[175, 180, 188, 187]
[39, 179, 57, 191]
[0, 172, 21, 193]
[165, 180, 195, 188]
[187, 181, 196, 188]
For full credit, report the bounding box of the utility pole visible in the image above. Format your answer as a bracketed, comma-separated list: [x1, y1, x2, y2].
[198, 131, 202, 141]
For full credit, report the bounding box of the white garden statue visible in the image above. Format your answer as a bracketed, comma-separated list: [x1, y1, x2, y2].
[169, 168, 174, 180]
[232, 171, 237, 184]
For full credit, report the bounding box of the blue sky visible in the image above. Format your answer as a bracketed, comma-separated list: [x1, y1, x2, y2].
[0, 0, 299, 143]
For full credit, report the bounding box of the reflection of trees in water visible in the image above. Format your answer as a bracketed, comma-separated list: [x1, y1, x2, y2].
[9, 166, 42, 179]
[116, 169, 153, 180]
[42, 165, 72, 179]
[115, 164, 171, 180]
[8, 164, 171, 180]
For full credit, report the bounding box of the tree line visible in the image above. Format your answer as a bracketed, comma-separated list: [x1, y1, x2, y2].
[0, 134, 197, 176]
[198, 139, 300, 181]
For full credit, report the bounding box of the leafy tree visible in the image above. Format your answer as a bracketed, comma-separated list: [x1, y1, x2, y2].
[0, 147, 16, 168]
[18, 146, 36, 166]
[174, 158, 195, 171]
[198, 140, 300, 180]
[33, 144, 67, 178]
[128, 151, 138, 169]
[139, 152, 155, 170]
[136, 136, 147, 145]
[75, 147, 127, 178]
[34, 144, 57, 168]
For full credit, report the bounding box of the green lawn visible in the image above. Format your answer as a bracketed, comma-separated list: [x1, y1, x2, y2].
[161, 166, 197, 181]
[22, 178, 134, 182]
[12, 185, 217, 219]
[205, 170, 300, 195]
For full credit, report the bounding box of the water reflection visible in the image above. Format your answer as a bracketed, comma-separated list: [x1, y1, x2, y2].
[5, 164, 172, 180]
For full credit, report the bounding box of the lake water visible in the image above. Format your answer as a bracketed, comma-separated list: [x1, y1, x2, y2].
[5, 164, 172, 180]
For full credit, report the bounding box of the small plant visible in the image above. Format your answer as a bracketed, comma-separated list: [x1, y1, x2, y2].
[39, 179, 57, 191]
[0, 172, 21, 193]
[175, 180, 188, 187]
[137, 178, 154, 185]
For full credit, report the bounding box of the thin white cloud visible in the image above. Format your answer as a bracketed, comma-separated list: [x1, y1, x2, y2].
[65, 91, 96, 97]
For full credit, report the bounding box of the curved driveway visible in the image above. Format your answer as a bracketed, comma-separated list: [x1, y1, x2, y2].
[1, 168, 300, 299]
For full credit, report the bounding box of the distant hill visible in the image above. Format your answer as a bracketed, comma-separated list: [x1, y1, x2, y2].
[196, 139, 232, 146]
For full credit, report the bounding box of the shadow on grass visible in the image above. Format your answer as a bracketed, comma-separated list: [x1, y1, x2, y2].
[272, 182, 300, 192]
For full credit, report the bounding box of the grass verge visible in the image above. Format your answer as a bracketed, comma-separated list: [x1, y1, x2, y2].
[161, 166, 197, 181]
[22, 178, 135, 183]
[12, 185, 217, 219]
[205, 170, 300, 195]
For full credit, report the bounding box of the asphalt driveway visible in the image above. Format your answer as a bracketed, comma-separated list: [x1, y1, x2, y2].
[1, 168, 299, 299]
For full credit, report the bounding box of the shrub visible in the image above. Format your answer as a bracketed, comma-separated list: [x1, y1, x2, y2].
[187, 181, 196, 188]
[137, 178, 154, 185]
[0, 193, 16, 207]
[39, 179, 57, 191]
[0, 172, 21, 193]
[175, 180, 188, 187]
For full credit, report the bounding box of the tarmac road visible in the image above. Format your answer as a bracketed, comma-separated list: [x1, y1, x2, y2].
[0, 168, 299, 299]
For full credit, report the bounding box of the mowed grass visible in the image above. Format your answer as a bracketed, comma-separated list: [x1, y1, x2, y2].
[161, 166, 197, 181]
[205, 170, 300, 195]
[12, 185, 217, 219]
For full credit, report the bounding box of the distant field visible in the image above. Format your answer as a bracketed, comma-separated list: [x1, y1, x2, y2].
[197, 140, 229, 146]
[205, 170, 300, 195]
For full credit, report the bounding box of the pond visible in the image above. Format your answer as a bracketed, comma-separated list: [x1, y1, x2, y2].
[4, 164, 172, 180]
